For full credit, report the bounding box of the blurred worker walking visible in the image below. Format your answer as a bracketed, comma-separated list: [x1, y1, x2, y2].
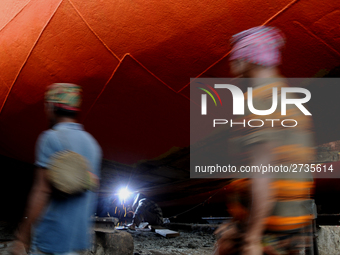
[11, 83, 102, 255]
[214, 26, 316, 255]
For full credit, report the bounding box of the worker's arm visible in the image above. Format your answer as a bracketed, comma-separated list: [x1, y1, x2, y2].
[243, 142, 275, 255]
[12, 168, 51, 254]
[128, 214, 142, 230]
[128, 200, 147, 229]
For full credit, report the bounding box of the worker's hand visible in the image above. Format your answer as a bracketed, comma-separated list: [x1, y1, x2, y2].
[214, 222, 236, 239]
[127, 223, 136, 230]
[10, 240, 28, 255]
[242, 230, 263, 255]
[214, 223, 243, 254]
[242, 241, 263, 255]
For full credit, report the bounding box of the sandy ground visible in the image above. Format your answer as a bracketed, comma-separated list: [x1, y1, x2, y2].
[129, 228, 216, 255]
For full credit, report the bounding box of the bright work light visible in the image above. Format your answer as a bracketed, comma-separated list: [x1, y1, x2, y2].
[118, 187, 131, 201]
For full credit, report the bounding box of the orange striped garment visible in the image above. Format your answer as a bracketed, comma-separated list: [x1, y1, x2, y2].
[227, 79, 315, 233]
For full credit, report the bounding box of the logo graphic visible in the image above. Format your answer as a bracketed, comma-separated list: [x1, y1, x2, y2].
[197, 82, 222, 115]
[199, 84, 311, 116]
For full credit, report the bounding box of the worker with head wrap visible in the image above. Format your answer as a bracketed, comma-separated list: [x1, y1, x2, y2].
[214, 26, 316, 255]
[11, 83, 102, 255]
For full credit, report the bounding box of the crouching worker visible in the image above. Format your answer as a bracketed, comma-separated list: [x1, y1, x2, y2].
[128, 193, 163, 230]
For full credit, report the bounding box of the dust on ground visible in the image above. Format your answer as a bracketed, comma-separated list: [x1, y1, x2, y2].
[129, 228, 216, 255]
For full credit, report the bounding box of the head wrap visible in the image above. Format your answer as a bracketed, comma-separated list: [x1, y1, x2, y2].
[230, 26, 285, 67]
[45, 83, 82, 111]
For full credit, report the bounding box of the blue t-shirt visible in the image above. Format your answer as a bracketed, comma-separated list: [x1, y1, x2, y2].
[33, 122, 102, 253]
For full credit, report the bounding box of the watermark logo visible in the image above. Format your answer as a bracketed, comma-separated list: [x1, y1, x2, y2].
[200, 84, 311, 116]
[190, 78, 340, 179]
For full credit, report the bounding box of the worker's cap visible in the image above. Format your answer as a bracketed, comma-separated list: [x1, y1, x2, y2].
[45, 83, 82, 111]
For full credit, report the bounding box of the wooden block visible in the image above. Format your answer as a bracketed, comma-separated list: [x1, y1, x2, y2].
[138, 222, 149, 229]
[155, 229, 180, 238]
[150, 225, 166, 232]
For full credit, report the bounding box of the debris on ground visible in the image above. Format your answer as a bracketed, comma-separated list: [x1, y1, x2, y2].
[129, 228, 216, 255]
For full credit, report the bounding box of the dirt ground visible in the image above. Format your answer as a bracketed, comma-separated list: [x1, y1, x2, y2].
[0, 227, 217, 255]
[129, 228, 216, 255]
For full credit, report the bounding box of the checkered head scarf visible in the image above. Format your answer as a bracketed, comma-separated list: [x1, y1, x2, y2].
[45, 83, 82, 111]
[230, 26, 285, 67]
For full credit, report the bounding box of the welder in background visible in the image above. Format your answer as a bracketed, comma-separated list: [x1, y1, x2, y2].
[128, 193, 163, 230]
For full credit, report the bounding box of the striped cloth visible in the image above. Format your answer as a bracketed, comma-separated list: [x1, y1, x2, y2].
[214, 222, 313, 255]
[45, 83, 82, 111]
[230, 26, 285, 67]
[219, 80, 316, 254]
[228, 80, 316, 232]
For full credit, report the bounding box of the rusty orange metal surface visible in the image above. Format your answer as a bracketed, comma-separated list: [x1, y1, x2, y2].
[0, 0, 339, 165]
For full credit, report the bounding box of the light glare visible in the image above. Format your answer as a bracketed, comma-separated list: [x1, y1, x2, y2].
[118, 188, 131, 201]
